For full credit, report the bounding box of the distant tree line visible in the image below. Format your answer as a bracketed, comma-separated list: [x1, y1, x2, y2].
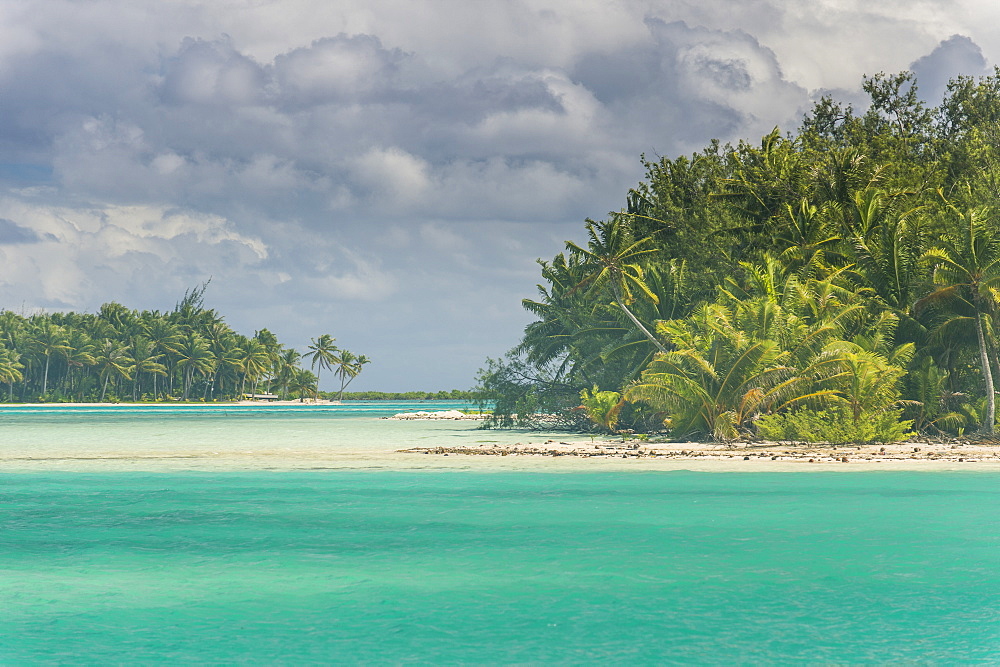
[477, 70, 1000, 442]
[0, 283, 370, 403]
[327, 390, 475, 401]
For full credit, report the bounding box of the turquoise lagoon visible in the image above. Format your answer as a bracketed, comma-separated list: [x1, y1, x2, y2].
[2, 405, 999, 663]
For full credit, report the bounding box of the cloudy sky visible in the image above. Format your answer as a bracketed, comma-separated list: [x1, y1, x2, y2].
[0, 0, 997, 390]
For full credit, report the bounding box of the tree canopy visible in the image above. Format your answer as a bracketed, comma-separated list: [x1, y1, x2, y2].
[477, 69, 1000, 442]
[0, 284, 371, 403]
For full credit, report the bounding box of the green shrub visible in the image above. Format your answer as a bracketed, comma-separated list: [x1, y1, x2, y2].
[756, 408, 915, 444]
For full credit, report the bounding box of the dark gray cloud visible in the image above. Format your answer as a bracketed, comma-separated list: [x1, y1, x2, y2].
[0, 218, 42, 244]
[911, 34, 989, 103]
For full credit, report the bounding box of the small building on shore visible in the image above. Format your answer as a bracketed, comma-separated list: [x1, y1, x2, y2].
[243, 393, 280, 402]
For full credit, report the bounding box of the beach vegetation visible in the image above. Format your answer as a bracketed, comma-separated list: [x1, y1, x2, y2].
[306, 334, 338, 402]
[756, 407, 915, 444]
[579, 386, 625, 433]
[476, 69, 1000, 442]
[0, 284, 370, 403]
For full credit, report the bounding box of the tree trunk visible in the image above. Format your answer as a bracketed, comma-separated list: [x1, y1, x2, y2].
[611, 284, 668, 354]
[975, 310, 996, 433]
[43, 354, 50, 395]
[340, 373, 362, 400]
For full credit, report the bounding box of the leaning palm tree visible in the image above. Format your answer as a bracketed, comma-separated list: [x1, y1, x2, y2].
[333, 351, 370, 400]
[918, 203, 1000, 433]
[566, 217, 668, 354]
[306, 334, 338, 401]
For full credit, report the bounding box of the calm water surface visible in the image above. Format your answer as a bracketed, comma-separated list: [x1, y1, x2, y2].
[3, 469, 999, 664]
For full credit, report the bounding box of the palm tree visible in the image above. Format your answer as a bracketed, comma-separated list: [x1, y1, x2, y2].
[273, 348, 302, 399]
[918, 204, 1000, 433]
[31, 322, 71, 396]
[288, 368, 318, 402]
[63, 329, 96, 398]
[566, 217, 668, 354]
[144, 318, 181, 399]
[207, 336, 243, 400]
[579, 386, 624, 433]
[306, 334, 338, 400]
[174, 333, 213, 401]
[0, 348, 24, 401]
[94, 339, 135, 402]
[333, 351, 370, 400]
[130, 336, 166, 400]
[237, 338, 271, 397]
[626, 303, 797, 440]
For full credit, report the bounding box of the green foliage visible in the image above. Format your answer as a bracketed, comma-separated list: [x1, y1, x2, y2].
[0, 286, 369, 403]
[479, 69, 1000, 438]
[473, 353, 588, 430]
[756, 408, 915, 444]
[330, 389, 474, 401]
[579, 386, 624, 433]
[627, 303, 797, 441]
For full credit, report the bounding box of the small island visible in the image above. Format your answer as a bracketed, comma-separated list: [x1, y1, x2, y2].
[474, 70, 1000, 449]
[0, 283, 370, 404]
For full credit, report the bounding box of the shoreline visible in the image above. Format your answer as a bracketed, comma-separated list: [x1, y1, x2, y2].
[1, 404, 998, 472]
[396, 437, 1000, 469]
[4, 437, 1000, 473]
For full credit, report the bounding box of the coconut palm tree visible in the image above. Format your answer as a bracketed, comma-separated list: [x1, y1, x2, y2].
[306, 334, 338, 400]
[30, 322, 71, 396]
[918, 203, 1000, 433]
[174, 333, 213, 401]
[237, 338, 271, 397]
[273, 348, 302, 399]
[333, 351, 370, 400]
[94, 339, 135, 402]
[289, 368, 318, 402]
[130, 336, 166, 401]
[626, 303, 797, 440]
[63, 329, 97, 398]
[566, 217, 668, 354]
[144, 318, 181, 399]
[206, 336, 243, 400]
[0, 348, 24, 401]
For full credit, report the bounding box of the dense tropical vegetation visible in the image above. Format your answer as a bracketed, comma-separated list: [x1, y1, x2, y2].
[476, 70, 1000, 443]
[0, 283, 371, 403]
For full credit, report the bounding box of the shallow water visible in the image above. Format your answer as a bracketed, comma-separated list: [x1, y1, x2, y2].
[2, 406, 999, 662]
[0, 402, 546, 471]
[3, 471, 999, 664]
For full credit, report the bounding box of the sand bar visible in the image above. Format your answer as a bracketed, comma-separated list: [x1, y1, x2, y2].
[1, 404, 998, 472]
[4, 436, 1000, 473]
